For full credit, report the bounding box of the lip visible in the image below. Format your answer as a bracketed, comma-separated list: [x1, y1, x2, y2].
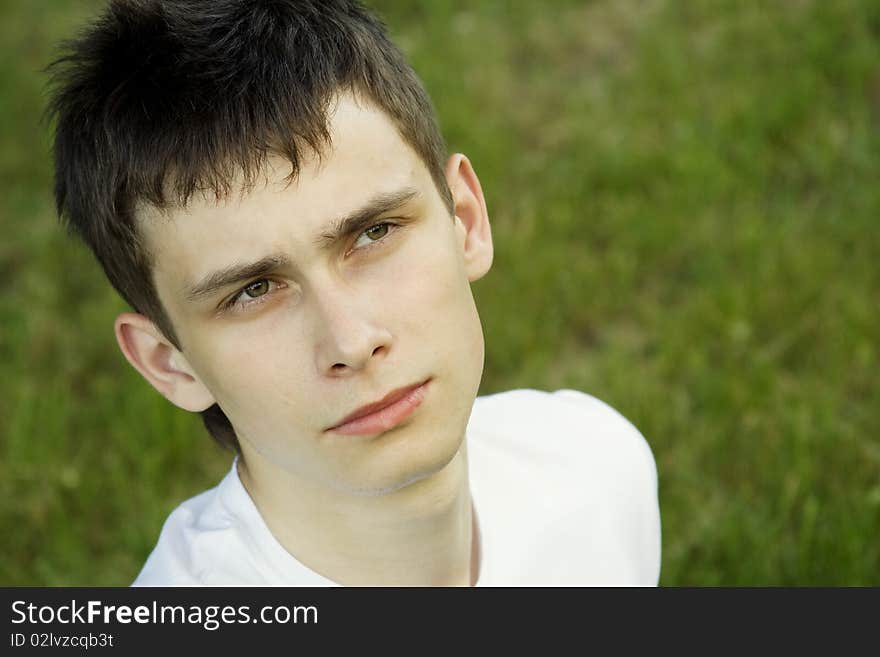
[326, 378, 431, 436]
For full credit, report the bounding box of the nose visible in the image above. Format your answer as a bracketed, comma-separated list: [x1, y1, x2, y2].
[311, 280, 393, 376]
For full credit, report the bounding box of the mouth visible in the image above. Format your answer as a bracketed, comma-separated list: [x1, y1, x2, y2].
[325, 378, 432, 436]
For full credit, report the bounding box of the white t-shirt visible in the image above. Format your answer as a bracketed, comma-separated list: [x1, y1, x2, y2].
[133, 389, 661, 586]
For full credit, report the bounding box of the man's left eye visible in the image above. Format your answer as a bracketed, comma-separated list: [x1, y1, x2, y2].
[353, 222, 393, 249]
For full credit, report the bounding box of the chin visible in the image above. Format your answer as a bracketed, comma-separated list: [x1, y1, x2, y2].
[336, 424, 467, 498]
[328, 370, 479, 498]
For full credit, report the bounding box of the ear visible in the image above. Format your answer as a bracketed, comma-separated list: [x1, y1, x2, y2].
[114, 313, 216, 412]
[445, 153, 493, 282]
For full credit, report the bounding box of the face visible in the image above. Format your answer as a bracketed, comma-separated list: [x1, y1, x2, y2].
[137, 94, 491, 496]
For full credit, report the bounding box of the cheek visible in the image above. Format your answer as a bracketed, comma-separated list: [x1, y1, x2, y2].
[186, 325, 305, 424]
[387, 224, 484, 361]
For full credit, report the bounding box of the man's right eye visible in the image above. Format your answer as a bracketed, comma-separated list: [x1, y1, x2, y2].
[224, 279, 284, 312]
[243, 280, 270, 298]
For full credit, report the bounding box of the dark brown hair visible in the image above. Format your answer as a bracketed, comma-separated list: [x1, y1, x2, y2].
[46, 0, 453, 452]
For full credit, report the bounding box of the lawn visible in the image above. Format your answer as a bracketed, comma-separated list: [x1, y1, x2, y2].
[1, 0, 877, 585]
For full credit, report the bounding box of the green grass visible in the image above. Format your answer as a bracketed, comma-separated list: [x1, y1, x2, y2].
[1, 0, 878, 585]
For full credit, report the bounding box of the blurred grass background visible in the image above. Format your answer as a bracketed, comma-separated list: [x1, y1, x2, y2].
[1, 0, 878, 585]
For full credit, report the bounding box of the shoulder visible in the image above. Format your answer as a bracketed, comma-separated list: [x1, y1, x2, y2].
[470, 387, 655, 478]
[132, 465, 261, 586]
[468, 388, 661, 585]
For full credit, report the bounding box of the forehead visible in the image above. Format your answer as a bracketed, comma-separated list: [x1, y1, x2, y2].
[139, 94, 429, 291]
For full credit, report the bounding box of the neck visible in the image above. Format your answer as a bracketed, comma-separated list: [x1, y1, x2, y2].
[238, 442, 478, 586]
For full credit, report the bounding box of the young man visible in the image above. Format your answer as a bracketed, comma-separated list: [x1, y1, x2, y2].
[48, 0, 661, 586]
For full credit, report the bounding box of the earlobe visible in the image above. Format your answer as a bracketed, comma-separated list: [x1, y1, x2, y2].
[445, 153, 494, 282]
[114, 313, 216, 412]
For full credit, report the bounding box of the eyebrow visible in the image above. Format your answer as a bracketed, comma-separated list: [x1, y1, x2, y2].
[314, 187, 419, 249]
[184, 187, 420, 303]
[185, 254, 290, 303]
